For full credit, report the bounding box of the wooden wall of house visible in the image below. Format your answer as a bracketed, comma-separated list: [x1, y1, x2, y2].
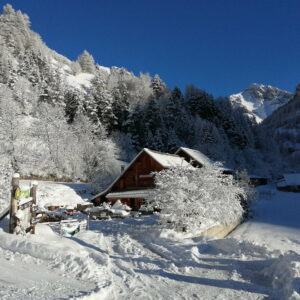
[111, 151, 164, 192]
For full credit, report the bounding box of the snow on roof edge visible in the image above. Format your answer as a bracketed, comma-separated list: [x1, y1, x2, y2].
[176, 147, 234, 171]
[175, 147, 213, 166]
[106, 189, 154, 198]
[144, 148, 190, 168]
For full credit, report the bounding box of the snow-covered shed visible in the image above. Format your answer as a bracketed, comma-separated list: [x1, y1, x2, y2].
[90, 148, 190, 210]
[277, 173, 300, 192]
[175, 147, 234, 174]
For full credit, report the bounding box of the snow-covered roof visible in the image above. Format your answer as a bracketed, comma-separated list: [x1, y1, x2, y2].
[175, 147, 213, 166]
[175, 147, 234, 171]
[106, 189, 153, 199]
[277, 173, 300, 187]
[144, 148, 190, 168]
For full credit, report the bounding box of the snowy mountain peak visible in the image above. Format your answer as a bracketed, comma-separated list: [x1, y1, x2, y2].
[229, 83, 292, 123]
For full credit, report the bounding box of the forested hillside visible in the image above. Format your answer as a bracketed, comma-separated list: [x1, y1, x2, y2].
[0, 4, 298, 207]
[260, 85, 300, 172]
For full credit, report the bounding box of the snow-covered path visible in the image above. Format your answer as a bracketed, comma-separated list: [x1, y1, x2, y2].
[75, 217, 273, 299]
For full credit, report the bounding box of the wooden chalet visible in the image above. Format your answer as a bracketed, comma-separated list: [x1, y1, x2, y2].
[176, 147, 234, 175]
[90, 148, 190, 210]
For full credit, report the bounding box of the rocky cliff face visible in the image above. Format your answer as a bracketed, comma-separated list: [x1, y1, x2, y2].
[229, 83, 292, 123]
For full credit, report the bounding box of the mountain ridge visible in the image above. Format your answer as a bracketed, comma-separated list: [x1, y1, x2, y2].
[229, 83, 292, 123]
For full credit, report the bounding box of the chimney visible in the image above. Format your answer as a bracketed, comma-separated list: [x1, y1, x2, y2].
[121, 165, 125, 173]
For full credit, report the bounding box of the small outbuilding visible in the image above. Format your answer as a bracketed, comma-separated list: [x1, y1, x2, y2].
[175, 147, 234, 175]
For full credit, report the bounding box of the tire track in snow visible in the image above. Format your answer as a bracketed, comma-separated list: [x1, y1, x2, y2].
[100, 232, 179, 299]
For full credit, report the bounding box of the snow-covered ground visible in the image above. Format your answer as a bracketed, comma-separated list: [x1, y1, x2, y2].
[0, 183, 299, 299]
[33, 180, 90, 208]
[232, 185, 300, 254]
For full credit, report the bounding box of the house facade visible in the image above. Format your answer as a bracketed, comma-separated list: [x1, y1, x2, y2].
[91, 148, 189, 210]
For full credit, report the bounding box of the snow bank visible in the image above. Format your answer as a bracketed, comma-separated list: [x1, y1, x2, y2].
[261, 252, 300, 300]
[112, 199, 131, 211]
[200, 238, 276, 258]
[232, 185, 300, 253]
[0, 224, 108, 281]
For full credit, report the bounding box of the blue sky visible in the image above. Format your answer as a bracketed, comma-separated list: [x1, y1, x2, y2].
[5, 0, 300, 96]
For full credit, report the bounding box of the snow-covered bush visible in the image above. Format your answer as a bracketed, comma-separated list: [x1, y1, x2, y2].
[235, 169, 257, 216]
[149, 164, 250, 232]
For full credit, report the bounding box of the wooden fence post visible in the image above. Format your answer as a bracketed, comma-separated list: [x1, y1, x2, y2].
[9, 173, 20, 234]
[30, 181, 38, 234]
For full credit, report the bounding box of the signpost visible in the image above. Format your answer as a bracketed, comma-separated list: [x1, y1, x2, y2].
[9, 174, 38, 234]
[9, 173, 20, 234]
[30, 181, 38, 234]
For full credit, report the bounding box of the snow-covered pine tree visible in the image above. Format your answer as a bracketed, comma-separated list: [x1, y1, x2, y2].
[77, 50, 96, 74]
[0, 47, 12, 85]
[0, 84, 21, 172]
[65, 89, 81, 123]
[127, 104, 147, 150]
[186, 85, 218, 121]
[164, 86, 184, 129]
[164, 128, 180, 153]
[164, 86, 193, 144]
[111, 82, 130, 132]
[145, 98, 162, 134]
[89, 74, 117, 133]
[18, 48, 41, 86]
[39, 67, 65, 105]
[150, 74, 168, 99]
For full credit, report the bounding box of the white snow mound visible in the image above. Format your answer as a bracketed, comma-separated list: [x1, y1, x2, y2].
[200, 238, 276, 258]
[261, 251, 300, 300]
[34, 181, 84, 208]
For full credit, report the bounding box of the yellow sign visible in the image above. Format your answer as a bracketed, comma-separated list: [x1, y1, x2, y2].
[15, 188, 21, 200]
[15, 188, 30, 200]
